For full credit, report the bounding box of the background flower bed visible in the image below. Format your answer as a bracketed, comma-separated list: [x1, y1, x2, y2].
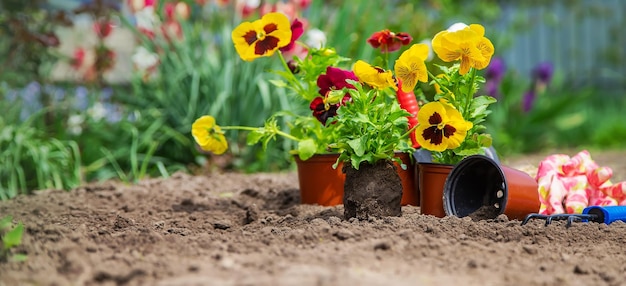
[1, 0, 626, 198]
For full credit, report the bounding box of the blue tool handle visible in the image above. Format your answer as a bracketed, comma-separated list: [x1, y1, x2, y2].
[583, 206, 626, 224]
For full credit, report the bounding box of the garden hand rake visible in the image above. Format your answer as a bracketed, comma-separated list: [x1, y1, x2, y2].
[520, 205, 626, 227]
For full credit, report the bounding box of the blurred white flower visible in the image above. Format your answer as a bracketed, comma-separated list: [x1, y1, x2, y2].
[88, 102, 107, 121]
[132, 46, 159, 71]
[447, 22, 468, 32]
[135, 6, 159, 32]
[240, 0, 261, 9]
[305, 28, 326, 49]
[67, 114, 85, 135]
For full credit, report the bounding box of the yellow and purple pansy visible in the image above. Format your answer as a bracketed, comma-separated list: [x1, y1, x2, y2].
[231, 12, 292, 61]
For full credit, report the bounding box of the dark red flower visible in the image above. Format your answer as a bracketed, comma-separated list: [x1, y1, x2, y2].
[280, 18, 304, 52]
[316, 66, 358, 96]
[310, 97, 335, 125]
[309, 94, 351, 125]
[367, 29, 412, 53]
[310, 66, 357, 124]
[287, 59, 299, 74]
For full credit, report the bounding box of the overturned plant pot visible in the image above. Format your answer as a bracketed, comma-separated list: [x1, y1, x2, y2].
[443, 155, 540, 221]
[343, 160, 403, 220]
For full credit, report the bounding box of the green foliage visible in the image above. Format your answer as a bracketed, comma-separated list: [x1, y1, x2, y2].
[330, 81, 413, 170]
[0, 100, 81, 199]
[307, 0, 502, 66]
[0, 216, 27, 262]
[485, 71, 594, 155]
[87, 118, 177, 183]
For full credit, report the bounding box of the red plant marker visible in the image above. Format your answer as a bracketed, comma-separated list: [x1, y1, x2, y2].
[396, 79, 420, 148]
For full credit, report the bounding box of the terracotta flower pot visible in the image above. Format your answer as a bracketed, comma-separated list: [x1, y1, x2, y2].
[295, 154, 345, 206]
[294, 153, 418, 206]
[443, 155, 540, 220]
[418, 163, 454, 218]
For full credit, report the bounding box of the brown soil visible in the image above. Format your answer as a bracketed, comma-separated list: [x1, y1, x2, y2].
[343, 161, 402, 220]
[2, 149, 626, 286]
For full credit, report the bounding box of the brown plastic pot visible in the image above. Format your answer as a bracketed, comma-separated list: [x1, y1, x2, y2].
[418, 163, 454, 217]
[295, 153, 418, 206]
[443, 155, 540, 220]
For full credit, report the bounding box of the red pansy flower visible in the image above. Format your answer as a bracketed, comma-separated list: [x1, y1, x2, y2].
[316, 66, 358, 96]
[367, 29, 412, 53]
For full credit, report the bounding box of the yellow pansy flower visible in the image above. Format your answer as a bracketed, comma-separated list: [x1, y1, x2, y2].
[231, 12, 292, 61]
[469, 24, 495, 70]
[394, 43, 429, 93]
[415, 102, 473, 152]
[431, 23, 494, 75]
[353, 60, 396, 90]
[191, 116, 228, 155]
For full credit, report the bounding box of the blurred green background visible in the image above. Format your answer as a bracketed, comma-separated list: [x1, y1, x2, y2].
[1, 0, 624, 199]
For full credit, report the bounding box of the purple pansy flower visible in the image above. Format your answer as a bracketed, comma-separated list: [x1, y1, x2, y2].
[485, 57, 506, 82]
[532, 62, 554, 85]
[484, 57, 506, 98]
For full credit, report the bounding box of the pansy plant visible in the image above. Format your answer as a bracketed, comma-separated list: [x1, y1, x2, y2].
[415, 23, 497, 164]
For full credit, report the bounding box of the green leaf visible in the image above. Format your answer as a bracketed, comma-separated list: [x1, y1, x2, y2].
[268, 79, 288, 88]
[0, 216, 12, 230]
[356, 113, 372, 123]
[477, 133, 493, 148]
[10, 254, 27, 262]
[455, 147, 484, 157]
[3, 223, 24, 250]
[350, 156, 364, 170]
[246, 130, 265, 145]
[347, 137, 366, 157]
[297, 139, 317, 161]
[470, 95, 497, 117]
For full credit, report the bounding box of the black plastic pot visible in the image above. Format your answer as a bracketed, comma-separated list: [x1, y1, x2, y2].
[443, 155, 540, 220]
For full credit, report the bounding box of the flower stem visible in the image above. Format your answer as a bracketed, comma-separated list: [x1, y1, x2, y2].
[401, 124, 419, 140]
[221, 125, 301, 142]
[464, 68, 477, 119]
[427, 70, 452, 94]
[383, 49, 389, 70]
[277, 51, 306, 95]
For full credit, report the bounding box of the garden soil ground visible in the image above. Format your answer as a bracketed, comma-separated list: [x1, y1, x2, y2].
[2, 149, 626, 286]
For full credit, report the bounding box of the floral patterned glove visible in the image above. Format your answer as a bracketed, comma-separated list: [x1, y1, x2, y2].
[536, 150, 626, 215]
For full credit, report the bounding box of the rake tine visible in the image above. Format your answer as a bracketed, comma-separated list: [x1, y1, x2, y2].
[565, 214, 597, 228]
[566, 216, 582, 228]
[545, 214, 574, 226]
[521, 213, 549, 226]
